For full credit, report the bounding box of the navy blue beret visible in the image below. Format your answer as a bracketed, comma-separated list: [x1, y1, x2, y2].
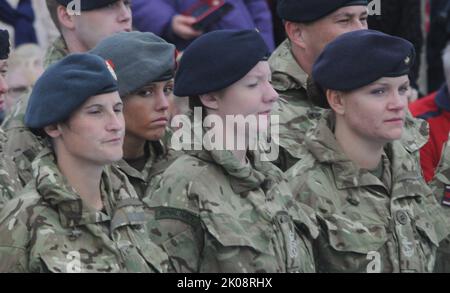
[0, 30, 10, 60]
[174, 29, 270, 97]
[277, 0, 368, 23]
[25, 53, 118, 129]
[56, 0, 119, 11]
[312, 30, 415, 92]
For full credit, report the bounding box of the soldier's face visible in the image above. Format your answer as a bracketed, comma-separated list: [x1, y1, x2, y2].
[73, 0, 132, 51]
[301, 6, 368, 65]
[337, 76, 410, 145]
[52, 92, 125, 165]
[213, 61, 279, 132]
[0, 59, 8, 111]
[123, 80, 172, 142]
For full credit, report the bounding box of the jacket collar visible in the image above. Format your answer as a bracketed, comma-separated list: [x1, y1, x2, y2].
[269, 39, 309, 92]
[32, 148, 111, 228]
[187, 147, 284, 194]
[305, 112, 425, 199]
[304, 112, 384, 191]
[116, 140, 166, 180]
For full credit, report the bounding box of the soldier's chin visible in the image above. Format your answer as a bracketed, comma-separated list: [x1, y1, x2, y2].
[103, 152, 124, 164]
[385, 130, 403, 142]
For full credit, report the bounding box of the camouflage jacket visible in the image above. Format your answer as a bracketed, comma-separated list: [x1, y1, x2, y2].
[43, 36, 69, 67]
[286, 111, 449, 273]
[269, 40, 429, 171]
[0, 37, 69, 190]
[144, 147, 319, 273]
[115, 140, 179, 198]
[0, 128, 22, 209]
[428, 137, 450, 272]
[269, 39, 324, 171]
[0, 148, 172, 273]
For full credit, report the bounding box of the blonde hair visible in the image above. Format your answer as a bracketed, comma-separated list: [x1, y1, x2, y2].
[7, 44, 44, 85]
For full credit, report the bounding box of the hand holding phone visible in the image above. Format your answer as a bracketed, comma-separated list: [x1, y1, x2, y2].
[172, 14, 204, 40]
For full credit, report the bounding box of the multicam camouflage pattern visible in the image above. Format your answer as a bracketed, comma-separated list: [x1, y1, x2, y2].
[269, 39, 324, 171]
[0, 129, 22, 209]
[0, 37, 69, 193]
[286, 111, 450, 273]
[0, 148, 172, 273]
[43, 36, 70, 67]
[428, 137, 450, 272]
[115, 139, 179, 198]
[269, 39, 429, 172]
[143, 144, 319, 273]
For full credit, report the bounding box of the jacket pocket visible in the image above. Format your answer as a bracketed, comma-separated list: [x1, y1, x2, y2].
[315, 214, 388, 273]
[201, 212, 271, 254]
[321, 214, 387, 254]
[39, 251, 121, 273]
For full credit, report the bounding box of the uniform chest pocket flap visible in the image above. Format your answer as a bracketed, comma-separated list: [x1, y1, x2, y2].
[201, 212, 273, 255]
[414, 215, 440, 247]
[39, 250, 121, 273]
[320, 214, 388, 254]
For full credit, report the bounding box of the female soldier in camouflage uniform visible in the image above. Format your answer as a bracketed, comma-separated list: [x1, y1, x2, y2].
[90, 32, 179, 198]
[287, 30, 450, 273]
[0, 54, 171, 273]
[144, 30, 318, 273]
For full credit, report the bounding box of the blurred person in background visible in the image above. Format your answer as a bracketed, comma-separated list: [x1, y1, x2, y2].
[427, 0, 450, 93]
[368, 0, 423, 100]
[131, 0, 275, 51]
[4, 43, 44, 114]
[410, 44, 450, 183]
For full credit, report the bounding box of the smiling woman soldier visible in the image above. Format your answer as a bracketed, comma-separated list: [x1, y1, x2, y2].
[287, 30, 450, 273]
[0, 53, 171, 273]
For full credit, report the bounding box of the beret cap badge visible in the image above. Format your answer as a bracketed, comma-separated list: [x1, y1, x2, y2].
[404, 56, 410, 65]
[105, 60, 118, 81]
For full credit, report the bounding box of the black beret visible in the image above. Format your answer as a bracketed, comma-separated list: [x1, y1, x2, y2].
[174, 29, 270, 97]
[277, 0, 368, 23]
[56, 0, 119, 11]
[0, 30, 10, 60]
[90, 31, 176, 97]
[312, 30, 415, 92]
[25, 53, 118, 129]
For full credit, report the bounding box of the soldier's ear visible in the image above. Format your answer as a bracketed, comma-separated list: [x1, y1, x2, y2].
[199, 93, 219, 111]
[285, 21, 307, 49]
[44, 124, 62, 138]
[327, 90, 345, 115]
[57, 5, 76, 31]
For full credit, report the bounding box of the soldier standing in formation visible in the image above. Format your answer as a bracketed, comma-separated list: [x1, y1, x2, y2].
[0, 0, 133, 198]
[144, 30, 319, 273]
[90, 31, 179, 198]
[270, 0, 428, 171]
[0, 53, 171, 273]
[287, 30, 449, 273]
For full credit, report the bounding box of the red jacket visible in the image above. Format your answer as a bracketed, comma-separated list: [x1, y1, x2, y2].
[409, 86, 450, 182]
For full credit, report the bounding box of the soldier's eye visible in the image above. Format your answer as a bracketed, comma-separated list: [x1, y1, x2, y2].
[164, 86, 173, 95]
[370, 88, 386, 95]
[138, 90, 153, 97]
[399, 86, 409, 95]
